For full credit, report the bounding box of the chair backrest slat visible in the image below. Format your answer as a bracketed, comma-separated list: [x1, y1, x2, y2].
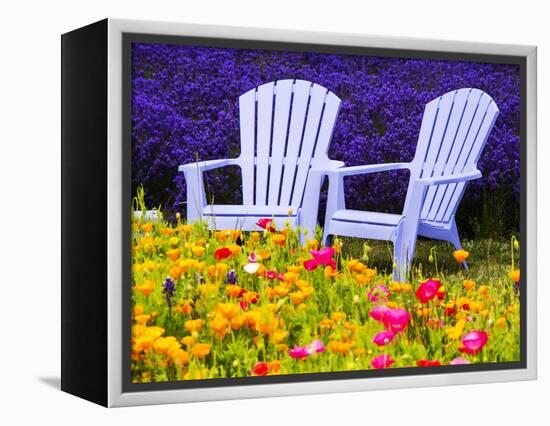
[403, 97, 439, 214]
[267, 80, 294, 205]
[238, 88, 256, 205]
[255, 82, 276, 206]
[291, 84, 329, 206]
[278, 80, 312, 206]
[313, 91, 341, 161]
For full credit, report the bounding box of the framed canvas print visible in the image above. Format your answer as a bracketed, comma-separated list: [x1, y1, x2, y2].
[61, 18, 537, 407]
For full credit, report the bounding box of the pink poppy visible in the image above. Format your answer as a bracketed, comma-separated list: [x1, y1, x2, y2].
[288, 345, 310, 360]
[450, 357, 470, 365]
[415, 278, 442, 304]
[264, 270, 285, 281]
[459, 330, 488, 355]
[382, 308, 410, 333]
[265, 270, 277, 280]
[248, 252, 258, 263]
[256, 218, 275, 232]
[369, 305, 391, 323]
[304, 247, 336, 271]
[371, 354, 394, 369]
[307, 339, 326, 354]
[368, 285, 389, 303]
[372, 330, 395, 346]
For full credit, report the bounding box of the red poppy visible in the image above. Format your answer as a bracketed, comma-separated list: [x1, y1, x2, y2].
[416, 359, 441, 367]
[251, 362, 269, 376]
[445, 305, 457, 316]
[256, 218, 276, 232]
[244, 291, 260, 304]
[214, 247, 231, 260]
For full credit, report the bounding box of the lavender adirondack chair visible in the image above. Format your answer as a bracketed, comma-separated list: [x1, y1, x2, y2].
[179, 79, 343, 239]
[320, 88, 499, 281]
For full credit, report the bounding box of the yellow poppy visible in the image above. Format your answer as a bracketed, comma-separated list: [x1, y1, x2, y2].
[136, 280, 154, 297]
[170, 348, 190, 366]
[180, 335, 195, 347]
[509, 269, 520, 283]
[331, 312, 346, 322]
[209, 313, 229, 339]
[289, 291, 305, 305]
[166, 248, 180, 261]
[463, 279, 476, 291]
[272, 234, 286, 246]
[141, 222, 153, 233]
[191, 343, 211, 359]
[184, 319, 203, 334]
[191, 246, 205, 257]
[453, 249, 469, 263]
[217, 303, 239, 319]
[445, 319, 466, 340]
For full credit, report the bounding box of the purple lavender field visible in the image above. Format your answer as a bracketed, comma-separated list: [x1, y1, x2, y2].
[131, 42, 520, 236]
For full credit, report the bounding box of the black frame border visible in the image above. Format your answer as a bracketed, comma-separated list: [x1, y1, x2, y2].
[121, 32, 527, 394]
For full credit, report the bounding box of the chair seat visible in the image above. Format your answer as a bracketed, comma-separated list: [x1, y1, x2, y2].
[326, 209, 402, 241]
[331, 209, 403, 226]
[201, 204, 299, 231]
[202, 204, 298, 217]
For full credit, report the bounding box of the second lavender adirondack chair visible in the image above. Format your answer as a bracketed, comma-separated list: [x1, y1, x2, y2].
[179, 79, 343, 239]
[319, 88, 499, 281]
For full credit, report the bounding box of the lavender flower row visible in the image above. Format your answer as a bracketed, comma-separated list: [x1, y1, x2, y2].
[131, 43, 520, 221]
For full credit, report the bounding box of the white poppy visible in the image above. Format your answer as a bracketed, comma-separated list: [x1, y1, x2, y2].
[243, 262, 261, 274]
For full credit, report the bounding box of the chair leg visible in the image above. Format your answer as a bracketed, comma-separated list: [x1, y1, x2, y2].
[393, 239, 415, 282]
[448, 221, 468, 271]
[322, 230, 332, 248]
[392, 241, 401, 282]
[394, 220, 418, 282]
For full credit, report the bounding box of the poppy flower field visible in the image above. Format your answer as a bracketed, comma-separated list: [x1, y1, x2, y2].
[131, 204, 521, 383]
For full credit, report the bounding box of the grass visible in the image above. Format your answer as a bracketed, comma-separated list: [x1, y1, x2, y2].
[341, 237, 513, 280]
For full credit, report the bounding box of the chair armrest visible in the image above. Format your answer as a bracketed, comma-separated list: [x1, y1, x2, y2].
[417, 169, 482, 186]
[325, 162, 410, 177]
[309, 160, 345, 173]
[178, 158, 239, 173]
[299, 160, 345, 242]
